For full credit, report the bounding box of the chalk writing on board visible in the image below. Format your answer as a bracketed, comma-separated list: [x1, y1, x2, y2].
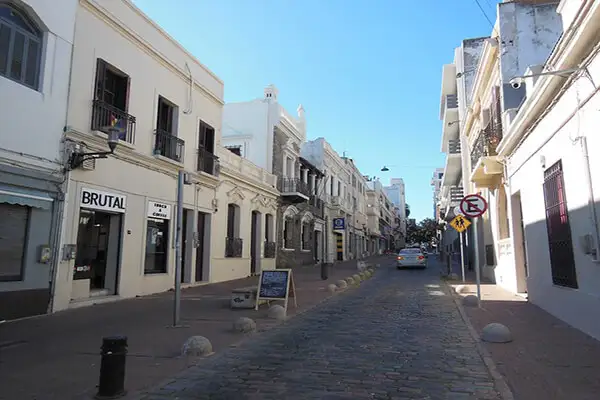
[258, 270, 289, 299]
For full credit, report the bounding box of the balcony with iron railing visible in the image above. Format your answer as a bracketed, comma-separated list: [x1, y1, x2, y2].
[308, 195, 325, 219]
[470, 122, 502, 169]
[278, 178, 310, 203]
[197, 147, 219, 176]
[225, 237, 243, 258]
[91, 100, 136, 144]
[470, 121, 504, 187]
[448, 139, 461, 155]
[154, 129, 185, 163]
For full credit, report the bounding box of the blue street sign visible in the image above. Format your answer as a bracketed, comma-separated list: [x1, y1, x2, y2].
[333, 217, 345, 230]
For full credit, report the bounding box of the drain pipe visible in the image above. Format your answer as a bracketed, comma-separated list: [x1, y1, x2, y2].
[579, 135, 600, 261]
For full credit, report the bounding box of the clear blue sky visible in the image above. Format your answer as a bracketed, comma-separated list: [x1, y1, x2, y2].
[133, 0, 498, 221]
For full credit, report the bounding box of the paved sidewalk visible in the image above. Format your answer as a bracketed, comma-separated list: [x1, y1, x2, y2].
[0, 256, 389, 400]
[447, 276, 600, 400]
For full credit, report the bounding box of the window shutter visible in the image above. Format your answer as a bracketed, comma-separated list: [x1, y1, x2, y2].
[94, 59, 107, 101]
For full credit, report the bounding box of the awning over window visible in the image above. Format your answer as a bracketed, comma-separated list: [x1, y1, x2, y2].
[0, 184, 54, 210]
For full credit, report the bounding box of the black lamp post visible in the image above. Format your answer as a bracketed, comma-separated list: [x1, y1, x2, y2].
[69, 128, 120, 170]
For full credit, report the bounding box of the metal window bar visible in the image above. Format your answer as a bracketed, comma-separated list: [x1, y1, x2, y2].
[543, 160, 578, 288]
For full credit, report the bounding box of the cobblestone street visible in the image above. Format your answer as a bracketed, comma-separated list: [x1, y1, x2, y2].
[140, 260, 502, 400]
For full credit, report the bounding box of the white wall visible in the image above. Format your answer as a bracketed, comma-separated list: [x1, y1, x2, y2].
[508, 49, 600, 340]
[0, 0, 77, 171]
[222, 100, 271, 172]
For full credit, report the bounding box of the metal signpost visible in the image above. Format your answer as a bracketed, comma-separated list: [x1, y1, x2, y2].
[449, 211, 471, 282]
[459, 193, 488, 307]
[173, 170, 184, 327]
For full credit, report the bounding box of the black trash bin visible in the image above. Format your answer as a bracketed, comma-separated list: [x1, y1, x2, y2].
[96, 335, 128, 399]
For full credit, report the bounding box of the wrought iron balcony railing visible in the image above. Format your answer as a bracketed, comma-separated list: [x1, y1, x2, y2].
[264, 241, 276, 258]
[278, 178, 311, 197]
[309, 195, 325, 219]
[470, 122, 502, 171]
[225, 237, 243, 258]
[91, 100, 136, 144]
[449, 187, 464, 204]
[197, 147, 219, 175]
[154, 129, 185, 163]
[445, 94, 458, 109]
[448, 139, 461, 154]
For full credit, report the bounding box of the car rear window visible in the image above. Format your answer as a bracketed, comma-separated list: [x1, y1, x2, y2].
[399, 249, 421, 254]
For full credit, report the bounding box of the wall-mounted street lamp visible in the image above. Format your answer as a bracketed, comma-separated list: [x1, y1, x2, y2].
[508, 67, 584, 89]
[68, 127, 120, 170]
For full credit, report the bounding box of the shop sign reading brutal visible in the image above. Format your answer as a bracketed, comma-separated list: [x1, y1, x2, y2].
[147, 201, 172, 220]
[81, 188, 126, 213]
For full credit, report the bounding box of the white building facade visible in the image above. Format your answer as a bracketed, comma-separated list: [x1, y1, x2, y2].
[0, 0, 77, 320]
[53, 0, 225, 311]
[302, 138, 352, 262]
[384, 178, 407, 247]
[223, 86, 326, 268]
[499, 0, 600, 340]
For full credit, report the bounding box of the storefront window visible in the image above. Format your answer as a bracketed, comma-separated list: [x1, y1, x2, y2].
[0, 203, 29, 281]
[145, 218, 169, 274]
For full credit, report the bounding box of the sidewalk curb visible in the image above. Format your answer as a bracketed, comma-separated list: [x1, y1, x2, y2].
[442, 280, 515, 400]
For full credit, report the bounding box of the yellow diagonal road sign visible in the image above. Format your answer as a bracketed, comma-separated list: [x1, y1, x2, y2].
[449, 215, 471, 233]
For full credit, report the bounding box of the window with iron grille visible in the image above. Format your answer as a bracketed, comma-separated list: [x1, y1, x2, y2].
[543, 160, 578, 288]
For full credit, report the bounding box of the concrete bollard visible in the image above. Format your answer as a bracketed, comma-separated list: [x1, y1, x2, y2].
[327, 284, 337, 293]
[336, 279, 348, 289]
[346, 276, 355, 285]
[181, 336, 213, 357]
[481, 323, 513, 343]
[232, 317, 256, 333]
[352, 274, 361, 282]
[96, 336, 128, 399]
[268, 304, 287, 321]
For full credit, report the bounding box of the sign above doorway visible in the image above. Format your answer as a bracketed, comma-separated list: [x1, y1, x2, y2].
[147, 201, 172, 220]
[80, 188, 126, 213]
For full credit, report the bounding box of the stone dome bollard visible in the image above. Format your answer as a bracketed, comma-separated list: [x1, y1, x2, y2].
[336, 279, 348, 289]
[462, 295, 479, 307]
[181, 336, 213, 357]
[352, 274, 362, 282]
[232, 317, 256, 333]
[454, 285, 469, 294]
[481, 323, 513, 343]
[346, 276, 355, 285]
[363, 270, 371, 278]
[359, 271, 367, 279]
[268, 304, 287, 321]
[327, 284, 337, 293]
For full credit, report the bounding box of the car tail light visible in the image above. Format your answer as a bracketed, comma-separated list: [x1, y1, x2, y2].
[417, 256, 425, 260]
[397, 256, 404, 260]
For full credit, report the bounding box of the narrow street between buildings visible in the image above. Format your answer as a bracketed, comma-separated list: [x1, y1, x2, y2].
[138, 258, 502, 400]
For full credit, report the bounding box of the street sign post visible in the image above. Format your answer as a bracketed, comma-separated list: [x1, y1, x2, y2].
[449, 214, 471, 283]
[460, 193, 489, 306]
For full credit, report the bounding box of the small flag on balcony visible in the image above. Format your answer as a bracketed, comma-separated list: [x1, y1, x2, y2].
[110, 114, 127, 140]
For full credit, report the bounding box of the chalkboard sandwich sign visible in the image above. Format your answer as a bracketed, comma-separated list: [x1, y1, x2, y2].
[255, 269, 297, 314]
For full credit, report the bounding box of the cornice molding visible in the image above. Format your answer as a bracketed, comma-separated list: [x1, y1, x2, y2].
[81, 0, 224, 106]
[220, 166, 279, 198]
[65, 129, 218, 188]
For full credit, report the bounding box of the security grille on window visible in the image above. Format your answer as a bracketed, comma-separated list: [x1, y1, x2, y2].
[0, 4, 42, 89]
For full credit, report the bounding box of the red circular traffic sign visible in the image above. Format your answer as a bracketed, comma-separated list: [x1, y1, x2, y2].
[460, 193, 488, 218]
